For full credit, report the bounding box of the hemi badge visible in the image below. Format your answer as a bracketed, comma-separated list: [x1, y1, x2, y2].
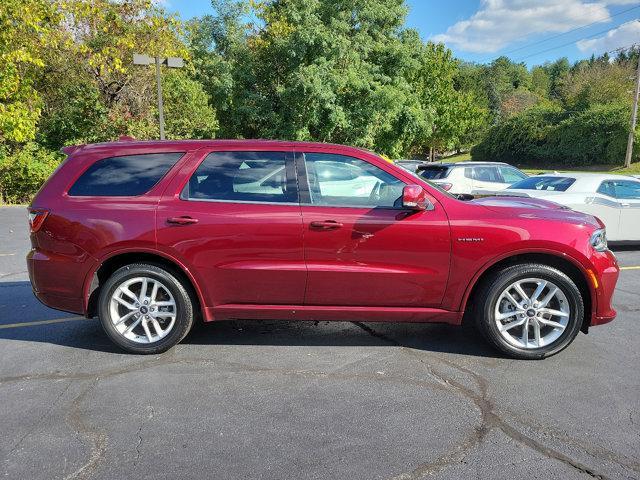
[457, 238, 484, 243]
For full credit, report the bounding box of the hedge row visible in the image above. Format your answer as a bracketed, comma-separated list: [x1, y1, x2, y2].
[0, 144, 63, 204]
[471, 103, 636, 166]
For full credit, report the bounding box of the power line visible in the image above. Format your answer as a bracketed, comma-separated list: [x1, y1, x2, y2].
[496, 4, 640, 58]
[513, 18, 640, 62]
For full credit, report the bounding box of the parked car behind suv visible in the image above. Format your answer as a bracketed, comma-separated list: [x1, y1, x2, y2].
[27, 140, 619, 359]
[418, 161, 528, 195]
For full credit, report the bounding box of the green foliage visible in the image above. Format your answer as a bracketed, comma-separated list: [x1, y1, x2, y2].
[472, 103, 635, 167]
[2, 0, 640, 204]
[0, 0, 58, 143]
[0, 143, 63, 203]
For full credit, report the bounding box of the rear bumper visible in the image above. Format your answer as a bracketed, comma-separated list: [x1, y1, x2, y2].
[27, 248, 90, 316]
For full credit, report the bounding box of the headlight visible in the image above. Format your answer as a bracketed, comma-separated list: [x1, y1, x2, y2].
[590, 228, 608, 252]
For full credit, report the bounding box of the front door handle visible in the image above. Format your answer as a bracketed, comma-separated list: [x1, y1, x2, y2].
[310, 220, 343, 230]
[167, 216, 199, 225]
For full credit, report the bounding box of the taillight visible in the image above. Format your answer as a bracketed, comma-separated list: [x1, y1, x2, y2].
[440, 183, 453, 191]
[28, 208, 49, 233]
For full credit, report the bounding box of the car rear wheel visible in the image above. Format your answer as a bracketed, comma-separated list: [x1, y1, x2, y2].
[475, 263, 584, 359]
[98, 263, 194, 354]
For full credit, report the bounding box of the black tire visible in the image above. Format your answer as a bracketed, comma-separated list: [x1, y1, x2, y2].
[98, 263, 194, 354]
[474, 263, 584, 360]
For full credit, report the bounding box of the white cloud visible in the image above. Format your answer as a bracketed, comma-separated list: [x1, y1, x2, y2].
[432, 0, 640, 54]
[577, 19, 640, 53]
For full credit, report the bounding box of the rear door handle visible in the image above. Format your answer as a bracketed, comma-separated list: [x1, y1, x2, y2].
[167, 216, 199, 225]
[310, 220, 343, 230]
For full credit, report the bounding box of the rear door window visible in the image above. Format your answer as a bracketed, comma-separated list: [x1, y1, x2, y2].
[68, 152, 184, 196]
[184, 151, 296, 203]
[613, 180, 640, 199]
[499, 166, 527, 184]
[418, 166, 451, 180]
[473, 166, 501, 182]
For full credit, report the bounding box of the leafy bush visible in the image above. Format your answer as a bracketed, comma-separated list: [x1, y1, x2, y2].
[472, 102, 636, 166]
[0, 143, 63, 204]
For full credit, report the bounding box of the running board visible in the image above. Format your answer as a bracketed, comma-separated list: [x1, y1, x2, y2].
[207, 304, 462, 324]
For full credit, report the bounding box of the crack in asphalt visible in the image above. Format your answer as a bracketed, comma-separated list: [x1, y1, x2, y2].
[63, 379, 107, 480]
[500, 408, 640, 474]
[351, 322, 609, 480]
[133, 406, 155, 467]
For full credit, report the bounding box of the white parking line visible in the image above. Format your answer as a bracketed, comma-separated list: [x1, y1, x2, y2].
[620, 266, 640, 271]
[0, 316, 87, 330]
[0, 253, 16, 257]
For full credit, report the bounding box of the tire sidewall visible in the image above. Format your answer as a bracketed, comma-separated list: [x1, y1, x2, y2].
[480, 265, 584, 359]
[98, 264, 193, 354]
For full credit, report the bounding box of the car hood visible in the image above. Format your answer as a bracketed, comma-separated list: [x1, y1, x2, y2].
[469, 195, 603, 228]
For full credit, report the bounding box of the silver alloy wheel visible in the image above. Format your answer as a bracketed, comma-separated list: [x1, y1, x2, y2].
[494, 278, 570, 349]
[109, 276, 177, 344]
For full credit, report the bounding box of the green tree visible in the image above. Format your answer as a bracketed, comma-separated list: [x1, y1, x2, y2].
[190, 0, 437, 157]
[0, 0, 58, 144]
[36, 0, 218, 147]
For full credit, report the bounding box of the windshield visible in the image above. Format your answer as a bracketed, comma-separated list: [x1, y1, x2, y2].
[418, 166, 451, 180]
[508, 176, 576, 192]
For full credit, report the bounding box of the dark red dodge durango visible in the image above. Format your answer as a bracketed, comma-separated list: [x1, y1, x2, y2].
[27, 139, 619, 358]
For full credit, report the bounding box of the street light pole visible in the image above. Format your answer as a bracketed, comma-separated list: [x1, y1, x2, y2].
[133, 54, 184, 140]
[625, 53, 640, 168]
[155, 56, 166, 140]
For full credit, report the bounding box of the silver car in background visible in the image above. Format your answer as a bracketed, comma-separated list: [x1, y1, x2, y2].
[416, 162, 528, 194]
[481, 173, 640, 243]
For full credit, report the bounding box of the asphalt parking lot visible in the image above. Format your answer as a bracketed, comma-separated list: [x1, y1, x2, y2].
[1, 205, 639, 480]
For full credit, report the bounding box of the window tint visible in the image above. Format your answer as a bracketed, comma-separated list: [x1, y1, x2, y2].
[508, 176, 576, 192]
[185, 151, 295, 203]
[473, 166, 501, 182]
[598, 179, 640, 199]
[68, 153, 183, 196]
[418, 166, 450, 180]
[499, 166, 527, 184]
[303, 153, 405, 208]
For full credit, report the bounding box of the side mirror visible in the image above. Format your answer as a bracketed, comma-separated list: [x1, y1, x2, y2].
[402, 184, 430, 211]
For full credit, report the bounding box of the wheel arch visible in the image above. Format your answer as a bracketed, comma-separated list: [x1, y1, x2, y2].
[84, 250, 208, 322]
[461, 252, 593, 333]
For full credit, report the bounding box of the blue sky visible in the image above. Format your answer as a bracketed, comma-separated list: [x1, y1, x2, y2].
[167, 0, 640, 66]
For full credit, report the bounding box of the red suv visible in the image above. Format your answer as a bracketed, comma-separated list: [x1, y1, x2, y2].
[27, 140, 619, 358]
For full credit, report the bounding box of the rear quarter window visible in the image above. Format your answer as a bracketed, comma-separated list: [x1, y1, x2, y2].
[68, 152, 184, 196]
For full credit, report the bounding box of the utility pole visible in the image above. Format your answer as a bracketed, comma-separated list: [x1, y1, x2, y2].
[133, 54, 184, 140]
[155, 56, 166, 140]
[624, 52, 640, 168]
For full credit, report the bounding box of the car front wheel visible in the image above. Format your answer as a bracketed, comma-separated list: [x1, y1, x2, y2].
[98, 263, 194, 354]
[475, 263, 584, 359]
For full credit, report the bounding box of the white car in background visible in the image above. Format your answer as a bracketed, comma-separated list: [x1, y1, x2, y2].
[416, 162, 528, 195]
[483, 173, 640, 242]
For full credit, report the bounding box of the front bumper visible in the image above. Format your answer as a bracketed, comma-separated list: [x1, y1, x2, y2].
[589, 250, 619, 327]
